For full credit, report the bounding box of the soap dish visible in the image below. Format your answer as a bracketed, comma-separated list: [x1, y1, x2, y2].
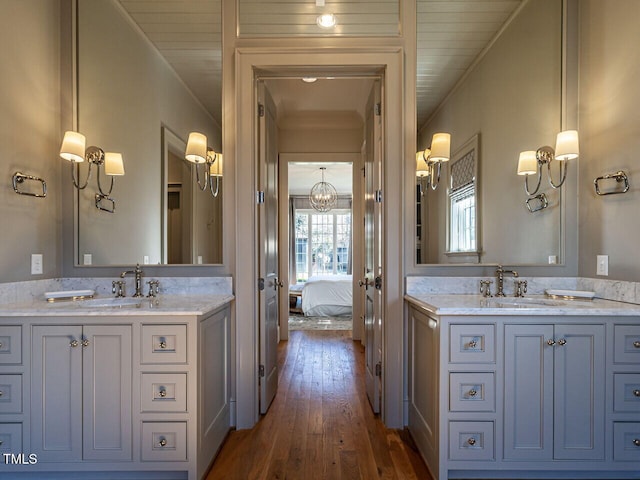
[545, 289, 595, 300]
[45, 290, 95, 302]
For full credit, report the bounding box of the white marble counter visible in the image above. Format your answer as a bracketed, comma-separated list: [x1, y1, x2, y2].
[0, 293, 234, 317]
[405, 293, 640, 316]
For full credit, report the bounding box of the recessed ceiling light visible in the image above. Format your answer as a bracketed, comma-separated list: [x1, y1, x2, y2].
[316, 13, 337, 28]
[302, 77, 318, 83]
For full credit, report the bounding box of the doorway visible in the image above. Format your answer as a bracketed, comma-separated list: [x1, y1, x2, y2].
[234, 49, 404, 429]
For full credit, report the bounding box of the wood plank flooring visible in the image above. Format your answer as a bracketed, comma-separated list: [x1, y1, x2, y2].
[206, 330, 432, 480]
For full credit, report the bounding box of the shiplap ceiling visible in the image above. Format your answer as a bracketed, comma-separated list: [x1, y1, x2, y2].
[117, 0, 524, 132]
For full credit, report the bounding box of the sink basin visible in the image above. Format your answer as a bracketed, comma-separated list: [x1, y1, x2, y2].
[489, 297, 567, 308]
[74, 297, 143, 308]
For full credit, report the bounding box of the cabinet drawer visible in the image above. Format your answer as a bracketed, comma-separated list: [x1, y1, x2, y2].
[614, 374, 640, 412]
[0, 375, 22, 414]
[141, 324, 187, 364]
[448, 421, 494, 461]
[613, 422, 640, 461]
[0, 423, 22, 454]
[614, 325, 640, 364]
[450, 324, 495, 363]
[141, 373, 187, 412]
[449, 372, 495, 412]
[141, 421, 187, 462]
[0, 326, 22, 364]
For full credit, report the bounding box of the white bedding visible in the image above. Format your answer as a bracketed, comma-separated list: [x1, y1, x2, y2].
[301, 275, 352, 317]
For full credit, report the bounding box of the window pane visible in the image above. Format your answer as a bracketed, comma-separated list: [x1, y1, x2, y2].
[336, 213, 351, 274]
[311, 214, 333, 276]
[295, 213, 309, 281]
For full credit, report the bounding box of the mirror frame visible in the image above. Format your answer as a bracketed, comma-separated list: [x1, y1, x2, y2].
[409, 0, 579, 273]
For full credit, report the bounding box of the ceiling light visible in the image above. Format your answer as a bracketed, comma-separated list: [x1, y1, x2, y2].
[316, 13, 337, 28]
[309, 167, 338, 212]
[302, 77, 317, 83]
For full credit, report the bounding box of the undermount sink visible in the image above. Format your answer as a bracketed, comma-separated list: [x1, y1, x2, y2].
[489, 297, 568, 308]
[75, 297, 143, 308]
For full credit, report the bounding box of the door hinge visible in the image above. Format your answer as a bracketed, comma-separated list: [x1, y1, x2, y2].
[375, 103, 382, 116]
[374, 275, 382, 290]
[258, 278, 265, 291]
[257, 191, 265, 204]
[375, 362, 382, 377]
[375, 189, 383, 203]
[259, 364, 265, 377]
[258, 103, 265, 117]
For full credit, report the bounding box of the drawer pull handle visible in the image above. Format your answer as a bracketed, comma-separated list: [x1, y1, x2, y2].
[0, 390, 3, 397]
[81, 339, 90, 347]
[557, 339, 567, 346]
[467, 438, 476, 446]
[468, 340, 477, 348]
[633, 389, 640, 398]
[546, 339, 556, 346]
[159, 389, 167, 398]
[0, 440, 3, 446]
[634, 341, 640, 349]
[70, 340, 79, 348]
[0, 342, 3, 348]
[159, 438, 167, 447]
[159, 341, 167, 349]
[633, 439, 640, 447]
[468, 389, 477, 397]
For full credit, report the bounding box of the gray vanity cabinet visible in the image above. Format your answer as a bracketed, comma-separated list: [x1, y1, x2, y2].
[31, 324, 132, 462]
[503, 323, 605, 461]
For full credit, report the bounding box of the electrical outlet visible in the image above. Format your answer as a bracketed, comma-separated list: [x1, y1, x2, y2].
[31, 254, 43, 275]
[596, 255, 609, 276]
[143, 255, 150, 265]
[548, 255, 557, 265]
[197, 255, 203, 265]
[83, 254, 92, 265]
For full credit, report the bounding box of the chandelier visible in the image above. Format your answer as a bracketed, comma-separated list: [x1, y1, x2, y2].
[309, 167, 338, 212]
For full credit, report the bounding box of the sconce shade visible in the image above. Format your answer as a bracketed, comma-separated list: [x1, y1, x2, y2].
[60, 131, 86, 163]
[517, 150, 538, 175]
[210, 153, 223, 177]
[554, 130, 579, 160]
[416, 151, 429, 177]
[430, 133, 451, 162]
[317, 13, 337, 28]
[185, 132, 208, 164]
[104, 152, 125, 176]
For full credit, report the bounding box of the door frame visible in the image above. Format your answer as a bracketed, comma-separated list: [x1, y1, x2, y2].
[235, 47, 404, 429]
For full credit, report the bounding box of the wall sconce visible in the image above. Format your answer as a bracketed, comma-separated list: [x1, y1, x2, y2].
[59, 131, 125, 212]
[185, 132, 223, 197]
[416, 132, 451, 193]
[517, 130, 579, 195]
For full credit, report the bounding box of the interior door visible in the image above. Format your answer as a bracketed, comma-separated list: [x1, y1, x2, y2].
[258, 81, 280, 414]
[363, 80, 383, 413]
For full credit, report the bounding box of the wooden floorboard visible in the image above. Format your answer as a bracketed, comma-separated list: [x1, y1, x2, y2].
[206, 330, 432, 480]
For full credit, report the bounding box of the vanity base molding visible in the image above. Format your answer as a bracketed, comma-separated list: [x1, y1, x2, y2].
[406, 301, 640, 480]
[0, 304, 231, 480]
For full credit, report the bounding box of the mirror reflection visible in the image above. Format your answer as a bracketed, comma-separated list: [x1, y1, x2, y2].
[76, 0, 222, 266]
[416, 0, 562, 265]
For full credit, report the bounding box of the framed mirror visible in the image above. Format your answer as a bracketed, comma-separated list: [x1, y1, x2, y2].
[75, 0, 222, 266]
[416, 0, 563, 265]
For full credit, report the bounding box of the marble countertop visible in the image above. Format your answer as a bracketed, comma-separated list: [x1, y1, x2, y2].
[405, 294, 640, 316]
[0, 294, 234, 317]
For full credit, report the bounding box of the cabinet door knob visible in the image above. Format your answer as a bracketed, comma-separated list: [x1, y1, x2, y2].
[81, 339, 90, 347]
[633, 439, 640, 447]
[468, 340, 477, 348]
[70, 339, 79, 347]
[159, 438, 167, 447]
[633, 389, 640, 398]
[0, 390, 3, 397]
[546, 339, 556, 346]
[0, 342, 3, 348]
[557, 338, 567, 346]
[634, 340, 640, 349]
[467, 438, 476, 446]
[159, 389, 167, 398]
[159, 341, 167, 349]
[468, 389, 477, 397]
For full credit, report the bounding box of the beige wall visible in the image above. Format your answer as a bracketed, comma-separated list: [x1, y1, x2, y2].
[578, 0, 640, 281]
[0, 0, 62, 282]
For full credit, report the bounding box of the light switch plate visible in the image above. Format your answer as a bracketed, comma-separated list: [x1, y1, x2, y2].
[31, 254, 43, 275]
[83, 254, 92, 265]
[596, 255, 609, 276]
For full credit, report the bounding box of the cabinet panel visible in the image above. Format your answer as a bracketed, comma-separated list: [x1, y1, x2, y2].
[449, 372, 494, 412]
[31, 325, 83, 462]
[450, 324, 495, 363]
[141, 324, 187, 364]
[141, 421, 187, 462]
[82, 325, 132, 461]
[614, 325, 640, 364]
[0, 326, 22, 364]
[613, 422, 640, 461]
[553, 324, 605, 460]
[141, 373, 187, 412]
[504, 324, 554, 460]
[449, 421, 494, 461]
[0, 423, 22, 455]
[613, 374, 640, 412]
[0, 375, 22, 414]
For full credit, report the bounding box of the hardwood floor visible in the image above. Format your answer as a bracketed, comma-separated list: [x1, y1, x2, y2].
[207, 330, 432, 480]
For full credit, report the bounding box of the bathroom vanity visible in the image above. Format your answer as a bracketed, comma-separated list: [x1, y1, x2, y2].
[0, 294, 233, 480]
[405, 294, 640, 480]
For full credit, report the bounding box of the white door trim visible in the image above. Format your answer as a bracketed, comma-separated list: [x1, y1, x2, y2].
[234, 47, 404, 429]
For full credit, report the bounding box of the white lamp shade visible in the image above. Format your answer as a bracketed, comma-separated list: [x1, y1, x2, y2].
[60, 131, 86, 162]
[209, 153, 223, 177]
[104, 152, 125, 176]
[185, 132, 208, 164]
[416, 150, 429, 177]
[430, 133, 451, 162]
[517, 150, 538, 175]
[555, 130, 579, 161]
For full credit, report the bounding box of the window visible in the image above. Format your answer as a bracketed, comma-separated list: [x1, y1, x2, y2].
[295, 209, 351, 281]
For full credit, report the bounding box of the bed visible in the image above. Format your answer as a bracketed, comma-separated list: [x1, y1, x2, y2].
[295, 275, 352, 317]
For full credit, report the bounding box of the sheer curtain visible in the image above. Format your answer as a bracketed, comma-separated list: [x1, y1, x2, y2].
[288, 198, 296, 285]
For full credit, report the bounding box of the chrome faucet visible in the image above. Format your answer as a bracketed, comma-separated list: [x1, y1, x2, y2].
[495, 265, 518, 297]
[120, 263, 144, 297]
